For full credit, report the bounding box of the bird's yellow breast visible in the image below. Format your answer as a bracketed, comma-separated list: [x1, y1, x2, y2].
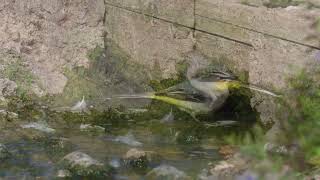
[214, 82, 229, 91]
[213, 81, 242, 91]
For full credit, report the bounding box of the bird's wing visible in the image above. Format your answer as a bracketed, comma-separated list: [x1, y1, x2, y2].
[109, 81, 211, 103]
[156, 81, 210, 103]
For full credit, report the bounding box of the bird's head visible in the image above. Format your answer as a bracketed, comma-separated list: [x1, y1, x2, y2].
[192, 68, 238, 83]
[184, 51, 239, 88]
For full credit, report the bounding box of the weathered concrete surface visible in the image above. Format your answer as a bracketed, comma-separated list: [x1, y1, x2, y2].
[0, 0, 318, 126]
[196, 18, 316, 89]
[197, 0, 320, 49]
[0, 0, 105, 95]
[105, 0, 195, 27]
[105, 5, 194, 79]
[105, 0, 320, 125]
[196, 16, 316, 125]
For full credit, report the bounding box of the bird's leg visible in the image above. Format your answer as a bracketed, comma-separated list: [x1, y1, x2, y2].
[189, 112, 201, 122]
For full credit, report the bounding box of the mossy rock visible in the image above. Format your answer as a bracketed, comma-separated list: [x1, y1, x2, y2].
[58, 151, 114, 179]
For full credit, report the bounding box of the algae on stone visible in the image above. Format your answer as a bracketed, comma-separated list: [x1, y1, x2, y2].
[0, 51, 39, 98]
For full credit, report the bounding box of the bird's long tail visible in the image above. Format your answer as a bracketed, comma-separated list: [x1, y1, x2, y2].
[107, 92, 155, 100]
[238, 83, 281, 97]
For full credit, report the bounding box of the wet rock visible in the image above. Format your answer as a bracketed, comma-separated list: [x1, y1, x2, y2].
[208, 154, 249, 179]
[0, 109, 18, 121]
[60, 151, 113, 178]
[218, 145, 237, 159]
[123, 148, 162, 171]
[80, 123, 105, 134]
[56, 169, 72, 178]
[209, 161, 236, 179]
[113, 132, 142, 147]
[0, 144, 11, 160]
[21, 121, 55, 133]
[145, 165, 191, 180]
[264, 142, 288, 155]
[123, 148, 149, 170]
[263, 142, 300, 157]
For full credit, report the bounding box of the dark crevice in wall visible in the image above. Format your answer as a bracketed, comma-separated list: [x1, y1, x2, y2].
[103, 0, 108, 51]
[105, 2, 253, 48]
[196, 14, 320, 50]
[103, 1, 107, 27]
[193, 0, 196, 37]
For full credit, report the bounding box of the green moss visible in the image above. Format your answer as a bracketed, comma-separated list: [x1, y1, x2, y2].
[263, 0, 303, 8]
[87, 45, 104, 62]
[240, 0, 260, 7]
[0, 53, 38, 98]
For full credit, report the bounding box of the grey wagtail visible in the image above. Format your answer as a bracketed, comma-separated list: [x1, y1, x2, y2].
[109, 68, 280, 121]
[108, 50, 280, 124]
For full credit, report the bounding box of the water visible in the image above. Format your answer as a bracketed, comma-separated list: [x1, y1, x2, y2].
[0, 91, 258, 179]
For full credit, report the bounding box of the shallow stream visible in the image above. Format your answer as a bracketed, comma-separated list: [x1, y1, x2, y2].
[0, 89, 259, 179]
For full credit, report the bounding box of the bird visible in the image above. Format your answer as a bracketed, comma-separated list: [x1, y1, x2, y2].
[108, 52, 280, 123]
[109, 68, 279, 123]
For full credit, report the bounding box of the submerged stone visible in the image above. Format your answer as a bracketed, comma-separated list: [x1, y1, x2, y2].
[0, 143, 10, 160]
[123, 148, 162, 171]
[113, 132, 142, 147]
[60, 151, 113, 178]
[264, 142, 288, 155]
[208, 153, 249, 179]
[123, 148, 149, 171]
[80, 123, 105, 134]
[56, 169, 72, 178]
[21, 121, 55, 133]
[146, 165, 191, 180]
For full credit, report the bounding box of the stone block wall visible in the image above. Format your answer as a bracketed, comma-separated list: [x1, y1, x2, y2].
[104, 0, 320, 123]
[0, 0, 319, 124]
[0, 0, 105, 95]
